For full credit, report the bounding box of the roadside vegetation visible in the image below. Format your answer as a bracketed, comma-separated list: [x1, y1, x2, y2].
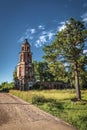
[0, 82, 14, 92]
[10, 89, 87, 130]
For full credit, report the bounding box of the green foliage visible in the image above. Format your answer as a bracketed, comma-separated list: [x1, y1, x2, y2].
[33, 83, 48, 90]
[37, 61, 48, 81]
[33, 60, 54, 81]
[0, 82, 14, 92]
[48, 61, 67, 82]
[32, 95, 47, 104]
[33, 60, 68, 83]
[13, 67, 17, 81]
[43, 18, 87, 100]
[33, 60, 40, 81]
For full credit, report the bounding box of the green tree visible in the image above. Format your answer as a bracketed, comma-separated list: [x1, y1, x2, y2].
[0, 82, 14, 92]
[43, 18, 87, 100]
[33, 60, 54, 81]
[33, 60, 40, 81]
[38, 61, 53, 81]
[13, 67, 17, 81]
[43, 45, 67, 82]
[48, 61, 67, 82]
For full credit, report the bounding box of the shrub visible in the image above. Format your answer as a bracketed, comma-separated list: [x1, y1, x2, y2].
[32, 84, 40, 90]
[32, 95, 47, 104]
[0, 82, 14, 92]
[39, 85, 48, 90]
[33, 83, 48, 90]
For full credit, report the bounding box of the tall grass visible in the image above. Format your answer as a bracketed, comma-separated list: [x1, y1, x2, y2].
[10, 89, 87, 130]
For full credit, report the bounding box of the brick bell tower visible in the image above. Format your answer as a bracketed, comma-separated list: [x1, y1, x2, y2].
[16, 39, 34, 90]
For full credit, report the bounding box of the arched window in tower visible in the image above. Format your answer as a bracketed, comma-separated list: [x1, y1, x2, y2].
[25, 46, 27, 51]
[22, 46, 24, 51]
[27, 47, 29, 51]
[27, 54, 30, 62]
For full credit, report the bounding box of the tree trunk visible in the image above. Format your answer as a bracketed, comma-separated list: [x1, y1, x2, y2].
[74, 64, 81, 100]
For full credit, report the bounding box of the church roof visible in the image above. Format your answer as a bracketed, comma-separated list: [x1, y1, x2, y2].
[22, 39, 30, 46]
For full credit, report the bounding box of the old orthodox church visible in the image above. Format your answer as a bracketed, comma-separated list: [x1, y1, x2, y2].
[16, 39, 34, 90]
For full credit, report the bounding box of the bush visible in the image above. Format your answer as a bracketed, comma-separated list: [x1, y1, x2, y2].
[32, 84, 40, 90]
[2, 88, 9, 92]
[32, 95, 47, 104]
[0, 82, 14, 92]
[39, 85, 48, 90]
[33, 83, 48, 90]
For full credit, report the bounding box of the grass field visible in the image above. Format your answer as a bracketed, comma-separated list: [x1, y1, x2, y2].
[10, 89, 87, 130]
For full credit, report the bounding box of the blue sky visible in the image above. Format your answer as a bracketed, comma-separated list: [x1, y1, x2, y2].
[0, 0, 87, 84]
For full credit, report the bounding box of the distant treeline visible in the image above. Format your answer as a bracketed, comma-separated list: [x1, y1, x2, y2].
[0, 82, 14, 92]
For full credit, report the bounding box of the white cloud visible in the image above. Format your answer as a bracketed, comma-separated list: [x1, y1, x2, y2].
[18, 21, 59, 47]
[36, 40, 40, 44]
[18, 28, 35, 43]
[83, 18, 87, 22]
[38, 25, 45, 30]
[83, 49, 87, 54]
[57, 21, 67, 32]
[58, 24, 66, 32]
[35, 35, 47, 47]
[81, 13, 87, 18]
[81, 13, 87, 23]
[60, 21, 65, 25]
[42, 31, 47, 35]
[35, 40, 42, 47]
[39, 35, 47, 43]
[47, 32, 54, 40]
[35, 39, 45, 47]
[30, 28, 36, 34]
[22, 28, 36, 40]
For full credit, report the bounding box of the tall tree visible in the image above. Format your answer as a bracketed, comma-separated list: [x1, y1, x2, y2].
[43, 18, 87, 100]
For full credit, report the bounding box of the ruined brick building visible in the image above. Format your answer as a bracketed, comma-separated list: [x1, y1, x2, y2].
[15, 39, 69, 90]
[16, 39, 34, 90]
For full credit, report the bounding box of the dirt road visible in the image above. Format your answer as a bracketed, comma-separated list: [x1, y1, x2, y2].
[0, 93, 76, 130]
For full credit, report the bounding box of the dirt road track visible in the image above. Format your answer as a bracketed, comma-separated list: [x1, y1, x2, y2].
[0, 93, 76, 130]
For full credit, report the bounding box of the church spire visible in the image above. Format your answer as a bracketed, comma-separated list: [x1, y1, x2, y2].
[24, 38, 28, 43]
